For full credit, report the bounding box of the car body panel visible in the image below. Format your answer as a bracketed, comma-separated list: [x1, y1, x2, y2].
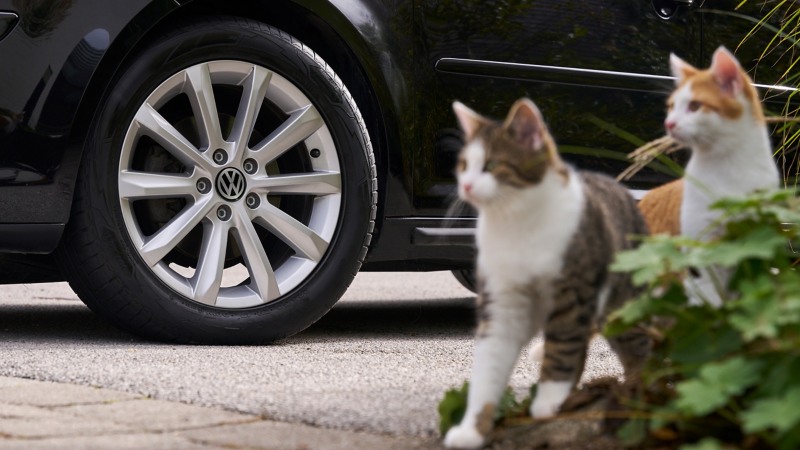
[0, 0, 174, 228]
[0, 0, 796, 273]
[413, 0, 702, 215]
[287, 0, 417, 221]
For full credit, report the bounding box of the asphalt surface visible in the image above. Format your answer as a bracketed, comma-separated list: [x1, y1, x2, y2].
[0, 271, 623, 437]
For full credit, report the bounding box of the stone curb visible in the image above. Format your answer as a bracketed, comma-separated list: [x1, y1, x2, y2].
[0, 376, 441, 449]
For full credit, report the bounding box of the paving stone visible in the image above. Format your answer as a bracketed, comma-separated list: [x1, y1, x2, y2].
[0, 433, 218, 449]
[181, 420, 441, 450]
[0, 410, 134, 438]
[0, 377, 141, 407]
[0, 402, 66, 420]
[0, 377, 40, 388]
[62, 398, 256, 432]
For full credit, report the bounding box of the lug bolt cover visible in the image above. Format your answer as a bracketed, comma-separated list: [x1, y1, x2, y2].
[196, 177, 211, 194]
[216, 205, 232, 221]
[213, 149, 228, 165]
[243, 158, 258, 174]
[245, 193, 261, 209]
[310, 148, 321, 158]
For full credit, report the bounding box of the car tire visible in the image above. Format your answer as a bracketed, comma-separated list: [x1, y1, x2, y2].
[451, 269, 478, 294]
[55, 16, 376, 344]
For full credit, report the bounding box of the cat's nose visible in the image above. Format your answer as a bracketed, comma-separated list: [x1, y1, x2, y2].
[463, 183, 472, 195]
[665, 120, 676, 131]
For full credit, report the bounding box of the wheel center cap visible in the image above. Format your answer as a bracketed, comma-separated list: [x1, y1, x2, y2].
[216, 168, 247, 201]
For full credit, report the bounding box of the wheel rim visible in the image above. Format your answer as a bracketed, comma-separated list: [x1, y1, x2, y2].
[118, 60, 342, 309]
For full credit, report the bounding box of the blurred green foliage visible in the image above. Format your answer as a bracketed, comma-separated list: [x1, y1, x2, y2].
[608, 189, 800, 449]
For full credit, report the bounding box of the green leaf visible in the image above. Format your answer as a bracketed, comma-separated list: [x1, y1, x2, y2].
[612, 236, 689, 285]
[519, 383, 537, 413]
[709, 189, 796, 213]
[697, 227, 786, 267]
[495, 387, 519, 422]
[608, 295, 652, 328]
[674, 378, 730, 416]
[741, 386, 800, 434]
[617, 418, 647, 447]
[679, 437, 725, 450]
[701, 356, 763, 393]
[756, 356, 800, 398]
[728, 275, 789, 341]
[778, 423, 800, 450]
[606, 284, 687, 337]
[438, 382, 469, 435]
[675, 357, 762, 416]
[669, 319, 742, 365]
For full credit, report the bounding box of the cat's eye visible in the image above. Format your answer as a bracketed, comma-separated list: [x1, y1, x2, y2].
[688, 100, 702, 112]
[483, 160, 498, 172]
[456, 159, 466, 172]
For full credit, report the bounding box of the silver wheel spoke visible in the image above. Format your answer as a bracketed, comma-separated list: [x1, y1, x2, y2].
[139, 198, 215, 267]
[230, 66, 272, 161]
[190, 219, 230, 305]
[248, 104, 323, 166]
[184, 63, 223, 151]
[232, 205, 280, 302]
[118, 170, 196, 200]
[135, 104, 210, 170]
[248, 172, 341, 195]
[251, 201, 328, 262]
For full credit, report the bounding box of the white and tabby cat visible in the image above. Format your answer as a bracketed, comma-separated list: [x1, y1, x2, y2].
[444, 99, 650, 449]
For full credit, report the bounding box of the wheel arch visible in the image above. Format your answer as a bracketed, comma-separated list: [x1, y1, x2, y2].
[66, 0, 401, 252]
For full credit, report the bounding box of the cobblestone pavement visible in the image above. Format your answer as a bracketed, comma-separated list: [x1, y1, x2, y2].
[0, 376, 438, 449]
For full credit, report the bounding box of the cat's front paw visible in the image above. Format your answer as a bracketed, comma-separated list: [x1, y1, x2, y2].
[444, 424, 485, 449]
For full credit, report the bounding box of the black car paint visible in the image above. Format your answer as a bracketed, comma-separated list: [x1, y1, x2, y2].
[0, 0, 794, 278]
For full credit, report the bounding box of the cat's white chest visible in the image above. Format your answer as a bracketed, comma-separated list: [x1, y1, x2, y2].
[476, 172, 584, 292]
[682, 133, 779, 240]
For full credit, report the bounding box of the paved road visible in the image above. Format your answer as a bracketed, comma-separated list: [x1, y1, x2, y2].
[0, 272, 623, 438]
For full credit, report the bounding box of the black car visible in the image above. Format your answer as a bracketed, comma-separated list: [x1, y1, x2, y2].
[0, 0, 792, 343]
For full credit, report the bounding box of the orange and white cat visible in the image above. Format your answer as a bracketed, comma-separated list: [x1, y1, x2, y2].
[639, 47, 779, 305]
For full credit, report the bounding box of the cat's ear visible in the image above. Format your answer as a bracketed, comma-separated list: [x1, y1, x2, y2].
[453, 101, 487, 140]
[503, 98, 545, 151]
[710, 46, 743, 96]
[670, 53, 697, 85]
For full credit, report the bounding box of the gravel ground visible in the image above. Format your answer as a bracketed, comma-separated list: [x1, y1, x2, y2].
[0, 271, 623, 437]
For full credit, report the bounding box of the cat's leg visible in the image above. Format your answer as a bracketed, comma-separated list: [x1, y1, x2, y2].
[530, 301, 593, 418]
[444, 292, 534, 449]
[607, 326, 652, 381]
[685, 266, 726, 307]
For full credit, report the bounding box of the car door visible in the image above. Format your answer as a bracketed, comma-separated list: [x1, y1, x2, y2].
[700, 0, 799, 187]
[413, 0, 702, 216]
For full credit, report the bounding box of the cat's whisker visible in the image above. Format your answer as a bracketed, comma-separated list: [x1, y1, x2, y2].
[443, 196, 467, 226]
[437, 196, 470, 245]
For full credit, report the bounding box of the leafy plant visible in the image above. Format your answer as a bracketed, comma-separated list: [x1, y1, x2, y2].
[607, 189, 800, 449]
[438, 382, 537, 436]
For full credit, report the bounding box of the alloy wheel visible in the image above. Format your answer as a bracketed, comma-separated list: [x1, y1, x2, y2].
[118, 60, 342, 309]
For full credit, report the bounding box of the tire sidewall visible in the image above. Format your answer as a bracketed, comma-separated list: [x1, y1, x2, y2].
[82, 19, 372, 343]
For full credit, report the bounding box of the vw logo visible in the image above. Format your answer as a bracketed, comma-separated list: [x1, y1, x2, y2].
[216, 168, 246, 201]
